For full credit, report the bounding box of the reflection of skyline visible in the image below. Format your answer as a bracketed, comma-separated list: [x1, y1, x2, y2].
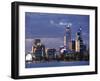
[25, 12, 89, 52]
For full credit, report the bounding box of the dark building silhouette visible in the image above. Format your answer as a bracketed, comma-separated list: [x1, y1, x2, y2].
[72, 39, 76, 51]
[34, 39, 41, 46]
[46, 48, 56, 60]
[32, 39, 45, 60]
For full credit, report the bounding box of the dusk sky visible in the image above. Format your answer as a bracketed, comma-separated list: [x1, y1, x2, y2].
[25, 12, 89, 52]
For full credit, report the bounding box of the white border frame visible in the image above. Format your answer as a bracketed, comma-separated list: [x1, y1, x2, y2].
[19, 5, 95, 76]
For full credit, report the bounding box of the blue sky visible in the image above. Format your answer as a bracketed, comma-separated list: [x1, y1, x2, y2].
[25, 12, 89, 51]
[25, 12, 89, 39]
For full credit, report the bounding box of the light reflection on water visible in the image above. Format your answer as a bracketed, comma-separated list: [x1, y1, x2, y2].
[26, 61, 89, 68]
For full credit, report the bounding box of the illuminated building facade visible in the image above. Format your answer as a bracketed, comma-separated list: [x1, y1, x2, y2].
[32, 39, 45, 60]
[72, 39, 76, 51]
[64, 26, 72, 50]
[75, 27, 84, 52]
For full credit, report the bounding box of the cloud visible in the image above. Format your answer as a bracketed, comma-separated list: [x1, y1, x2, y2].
[50, 20, 72, 27]
[59, 22, 66, 25]
[59, 22, 72, 27]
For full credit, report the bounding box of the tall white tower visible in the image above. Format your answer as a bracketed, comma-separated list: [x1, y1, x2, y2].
[64, 26, 72, 50]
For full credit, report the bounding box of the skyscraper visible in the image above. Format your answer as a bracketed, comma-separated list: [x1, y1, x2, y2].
[75, 27, 83, 52]
[64, 26, 72, 50]
[32, 39, 45, 60]
[72, 39, 75, 51]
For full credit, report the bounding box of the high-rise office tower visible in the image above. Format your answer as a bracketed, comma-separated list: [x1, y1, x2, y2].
[32, 39, 45, 60]
[64, 26, 72, 50]
[75, 27, 83, 52]
[72, 39, 75, 51]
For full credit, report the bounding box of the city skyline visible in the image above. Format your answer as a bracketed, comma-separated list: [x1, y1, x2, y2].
[25, 12, 89, 68]
[25, 12, 89, 52]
